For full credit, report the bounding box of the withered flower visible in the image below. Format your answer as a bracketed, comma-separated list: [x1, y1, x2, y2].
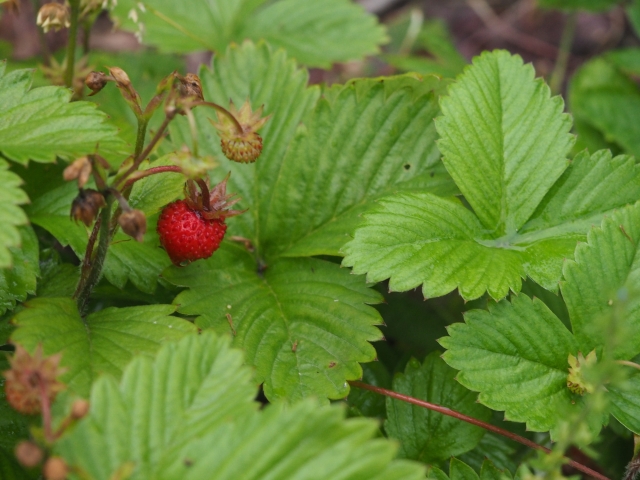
[43, 457, 69, 480]
[15, 441, 44, 468]
[176, 73, 204, 102]
[63, 157, 92, 188]
[70, 188, 106, 226]
[85, 71, 108, 96]
[118, 209, 147, 242]
[36, 3, 71, 33]
[3, 345, 66, 415]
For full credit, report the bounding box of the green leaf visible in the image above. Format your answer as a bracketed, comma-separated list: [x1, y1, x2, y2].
[439, 294, 580, 433]
[264, 75, 448, 260]
[562, 203, 640, 360]
[11, 297, 197, 397]
[0, 159, 29, 269]
[128, 156, 188, 216]
[342, 52, 640, 300]
[110, 0, 386, 68]
[55, 332, 425, 480]
[26, 183, 172, 294]
[436, 50, 574, 236]
[164, 242, 383, 403]
[459, 434, 518, 475]
[385, 353, 491, 463]
[0, 62, 127, 164]
[239, 0, 387, 68]
[0, 226, 39, 316]
[608, 370, 640, 434]
[347, 361, 391, 419]
[569, 57, 640, 158]
[537, 0, 619, 10]
[449, 458, 479, 480]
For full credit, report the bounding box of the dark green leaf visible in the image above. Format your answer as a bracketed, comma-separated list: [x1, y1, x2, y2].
[385, 353, 491, 463]
[0, 226, 38, 315]
[0, 159, 29, 269]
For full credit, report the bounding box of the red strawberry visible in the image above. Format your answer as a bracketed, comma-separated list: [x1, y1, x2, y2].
[157, 175, 244, 266]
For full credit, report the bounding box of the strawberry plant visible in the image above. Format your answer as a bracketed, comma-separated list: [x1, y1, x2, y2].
[1, 0, 640, 479]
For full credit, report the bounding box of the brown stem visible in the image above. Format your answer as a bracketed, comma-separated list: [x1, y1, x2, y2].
[39, 376, 53, 443]
[348, 381, 611, 480]
[190, 101, 243, 133]
[123, 165, 184, 190]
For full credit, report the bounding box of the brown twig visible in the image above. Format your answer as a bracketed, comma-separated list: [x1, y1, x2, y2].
[349, 381, 610, 480]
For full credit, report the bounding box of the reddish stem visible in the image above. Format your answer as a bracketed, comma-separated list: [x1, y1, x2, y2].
[195, 177, 211, 210]
[348, 381, 610, 480]
[190, 101, 243, 133]
[38, 376, 53, 443]
[123, 165, 184, 190]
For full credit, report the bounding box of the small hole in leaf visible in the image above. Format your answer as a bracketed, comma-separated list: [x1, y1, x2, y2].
[404, 164, 410, 170]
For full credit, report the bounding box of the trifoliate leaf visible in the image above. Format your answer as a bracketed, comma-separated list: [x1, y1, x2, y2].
[0, 62, 127, 164]
[111, 0, 386, 68]
[0, 226, 39, 316]
[385, 353, 491, 463]
[562, 203, 640, 361]
[343, 59, 640, 300]
[608, 370, 640, 434]
[0, 159, 29, 269]
[570, 57, 640, 158]
[164, 242, 383, 403]
[55, 332, 426, 480]
[11, 298, 196, 397]
[436, 50, 574, 236]
[439, 294, 580, 433]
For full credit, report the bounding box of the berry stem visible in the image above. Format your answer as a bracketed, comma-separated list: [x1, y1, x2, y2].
[122, 165, 184, 190]
[39, 375, 54, 443]
[191, 101, 243, 134]
[348, 381, 610, 480]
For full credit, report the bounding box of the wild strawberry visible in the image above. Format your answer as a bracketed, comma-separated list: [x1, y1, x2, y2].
[157, 175, 244, 266]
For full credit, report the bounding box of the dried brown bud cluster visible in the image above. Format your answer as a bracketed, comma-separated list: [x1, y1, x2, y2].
[43, 456, 69, 480]
[15, 441, 44, 468]
[176, 73, 204, 102]
[118, 209, 147, 242]
[71, 189, 106, 226]
[209, 99, 270, 164]
[36, 3, 70, 33]
[85, 71, 108, 96]
[3, 345, 66, 415]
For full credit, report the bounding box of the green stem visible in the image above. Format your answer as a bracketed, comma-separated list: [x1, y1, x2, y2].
[550, 11, 577, 96]
[74, 199, 113, 315]
[134, 117, 149, 160]
[64, 0, 81, 90]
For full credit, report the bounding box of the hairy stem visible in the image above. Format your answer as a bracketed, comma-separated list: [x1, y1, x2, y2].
[74, 199, 113, 315]
[134, 117, 149, 160]
[550, 11, 577, 96]
[123, 165, 183, 190]
[64, 0, 81, 90]
[191, 101, 243, 133]
[39, 376, 53, 443]
[617, 360, 640, 371]
[349, 381, 610, 480]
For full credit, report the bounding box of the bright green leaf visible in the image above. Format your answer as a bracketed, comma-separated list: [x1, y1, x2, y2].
[239, 0, 387, 68]
[110, 0, 386, 68]
[164, 242, 383, 403]
[385, 353, 491, 463]
[0, 62, 127, 164]
[562, 202, 640, 360]
[11, 297, 196, 397]
[436, 50, 574, 236]
[570, 57, 640, 158]
[0, 159, 29, 269]
[439, 294, 580, 433]
[0, 226, 39, 315]
[55, 332, 425, 480]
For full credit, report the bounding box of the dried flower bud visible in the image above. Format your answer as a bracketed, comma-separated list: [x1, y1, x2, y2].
[209, 99, 270, 164]
[85, 71, 108, 96]
[15, 441, 44, 468]
[176, 73, 204, 102]
[118, 209, 147, 242]
[36, 3, 70, 33]
[63, 157, 92, 188]
[71, 399, 90, 419]
[43, 457, 68, 480]
[107, 67, 131, 87]
[3, 345, 66, 415]
[71, 189, 106, 227]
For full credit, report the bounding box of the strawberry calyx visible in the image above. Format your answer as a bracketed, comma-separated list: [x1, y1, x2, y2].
[184, 174, 246, 221]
